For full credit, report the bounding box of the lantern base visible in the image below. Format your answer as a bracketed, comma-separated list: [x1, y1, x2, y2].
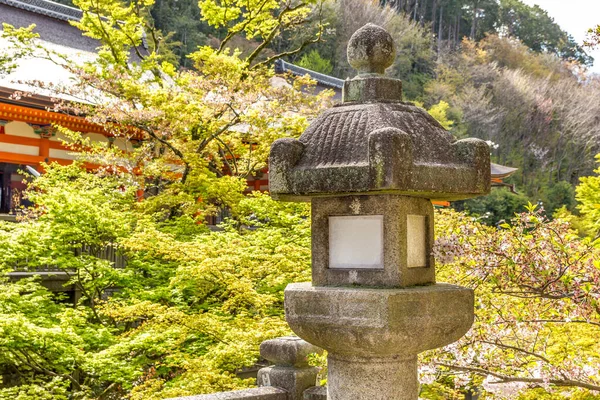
[327, 354, 417, 400]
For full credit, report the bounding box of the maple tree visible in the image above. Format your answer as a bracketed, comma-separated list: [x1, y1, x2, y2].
[0, 164, 312, 399]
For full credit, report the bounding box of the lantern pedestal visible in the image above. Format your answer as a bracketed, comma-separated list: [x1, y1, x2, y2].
[285, 283, 474, 400]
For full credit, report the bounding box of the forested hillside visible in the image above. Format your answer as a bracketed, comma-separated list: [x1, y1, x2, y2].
[295, 0, 599, 222]
[138, 0, 592, 70]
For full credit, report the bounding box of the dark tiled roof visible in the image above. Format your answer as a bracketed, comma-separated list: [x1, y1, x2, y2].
[0, 0, 149, 52]
[0, 2, 99, 53]
[0, 0, 82, 22]
[275, 59, 345, 89]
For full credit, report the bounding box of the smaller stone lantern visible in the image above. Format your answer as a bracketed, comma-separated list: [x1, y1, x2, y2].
[269, 23, 490, 400]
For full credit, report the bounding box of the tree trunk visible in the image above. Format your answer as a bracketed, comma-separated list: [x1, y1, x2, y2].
[456, 11, 461, 47]
[431, 0, 438, 37]
[470, 0, 479, 40]
[413, 0, 419, 20]
[438, 5, 444, 51]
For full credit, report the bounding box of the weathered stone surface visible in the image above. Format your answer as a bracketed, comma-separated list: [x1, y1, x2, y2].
[258, 366, 319, 400]
[343, 76, 403, 103]
[167, 337, 322, 400]
[269, 102, 490, 201]
[269, 23, 490, 202]
[347, 23, 395, 74]
[167, 387, 287, 400]
[286, 282, 474, 399]
[269, 22, 484, 400]
[285, 282, 474, 357]
[260, 336, 323, 367]
[256, 337, 323, 400]
[302, 386, 327, 400]
[327, 355, 417, 400]
[311, 195, 435, 287]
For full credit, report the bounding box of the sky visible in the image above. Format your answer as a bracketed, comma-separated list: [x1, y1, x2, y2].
[521, 0, 600, 73]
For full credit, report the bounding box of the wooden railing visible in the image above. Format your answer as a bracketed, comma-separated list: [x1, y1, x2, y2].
[10, 244, 126, 273]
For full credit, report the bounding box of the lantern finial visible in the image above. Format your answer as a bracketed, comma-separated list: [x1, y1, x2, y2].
[347, 23, 395, 74]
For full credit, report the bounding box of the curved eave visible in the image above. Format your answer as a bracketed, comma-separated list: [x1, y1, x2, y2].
[0, 100, 107, 134]
[490, 162, 518, 179]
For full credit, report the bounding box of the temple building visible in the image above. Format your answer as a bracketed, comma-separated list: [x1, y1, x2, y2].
[0, 0, 102, 215]
[0, 0, 144, 217]
[491, 162, 518, 192]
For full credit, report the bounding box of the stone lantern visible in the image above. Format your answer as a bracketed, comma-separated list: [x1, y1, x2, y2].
[269, 23, 490, 400]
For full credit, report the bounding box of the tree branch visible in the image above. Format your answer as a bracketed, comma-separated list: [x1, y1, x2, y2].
[437, 363, 600, 392]
[479, 339, 552, 364]
[245, 2, 310, 66]
[137, 124, 191, 183]
[217, 0, 272, 53]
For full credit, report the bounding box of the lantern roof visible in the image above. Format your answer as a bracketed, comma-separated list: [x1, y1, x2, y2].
[269, 24, 491, 201]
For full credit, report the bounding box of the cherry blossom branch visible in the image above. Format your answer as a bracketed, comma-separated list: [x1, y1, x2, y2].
[437, 363, 600, 392]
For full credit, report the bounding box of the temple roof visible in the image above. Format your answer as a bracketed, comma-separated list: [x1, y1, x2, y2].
[0, 0, 100, 53]
[0, 0, 146, 104]
[0, 0, 83, 22]
[0, 0, 98, 103]
[275, 59, 345, 90]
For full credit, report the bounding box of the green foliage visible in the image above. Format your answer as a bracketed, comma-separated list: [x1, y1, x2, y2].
[517, 388, 600, 399]
[0, 0, 331, 225]
[413, 100, 455, 130]
[576, 155, 600, 236]
[150, 0, 209, 67]
[428, 207, 600, 398]
[139, 0, 591, 72]
[0, 166, 311, 398]
[51, 0, 592, 222]
[300, 0, 435, 98]
[422, 31, 599, 212]
[297, 49, 333, 74]
[2, 0, 600, 397]
[0, 23, 40, 76]
[427, 101, 454, 130]
[499, 0, 592, 66]
[388, 12, 435, 100]
[0, 0, 327, 395]
[541, 180, 576, 216]
[3, 161, 600, 398]
[452, 189, 530, 226]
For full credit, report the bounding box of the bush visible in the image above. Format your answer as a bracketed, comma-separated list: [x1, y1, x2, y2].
[451, 188, 530, 225]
